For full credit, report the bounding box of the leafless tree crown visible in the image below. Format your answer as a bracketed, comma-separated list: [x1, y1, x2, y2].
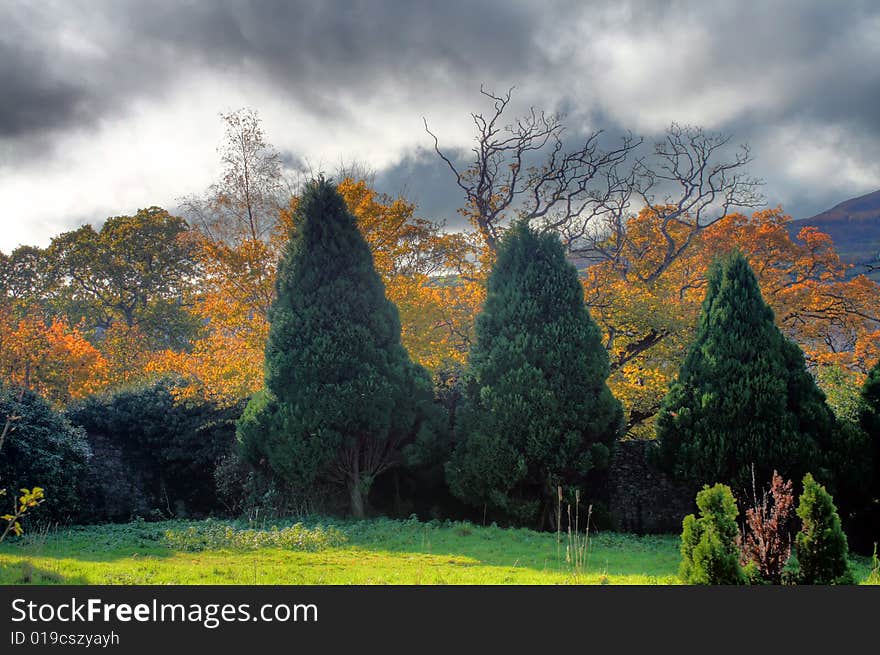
[181, 108, 285, 245]
[426, 87, 764, 281]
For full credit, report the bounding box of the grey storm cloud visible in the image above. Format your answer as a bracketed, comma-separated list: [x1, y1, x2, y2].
[0, 0, 879, 249]
[0, 0, 544, 137]
[0, 36, 86, 138]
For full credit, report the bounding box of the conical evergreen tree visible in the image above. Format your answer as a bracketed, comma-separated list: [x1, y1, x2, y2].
[654, 251, 836, 492]
[446, 221, 623, 527]
[795, 473, 854, 584]
[237, 178, 435, 517]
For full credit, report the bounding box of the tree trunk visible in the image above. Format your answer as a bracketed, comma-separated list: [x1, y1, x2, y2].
[349, 479, 365, 519]
[348, 452, 365, 519]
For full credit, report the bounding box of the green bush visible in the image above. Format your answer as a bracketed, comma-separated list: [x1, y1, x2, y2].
[679, 483, 745, 585]
[0, 385, 90, 523]
[794, 473, 854, 584]
[781, 551, 801, 585]
[162, 519, 346, 552]
[67, 379, 240, 521]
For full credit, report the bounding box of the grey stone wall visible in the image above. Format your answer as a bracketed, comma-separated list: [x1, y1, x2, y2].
[607, 439, 694, 534]
[79, 432, 154, 522]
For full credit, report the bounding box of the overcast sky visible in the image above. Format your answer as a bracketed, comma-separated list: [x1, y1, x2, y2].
[1, 0, 879, 252]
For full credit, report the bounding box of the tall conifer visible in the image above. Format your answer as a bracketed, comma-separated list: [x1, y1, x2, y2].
[859, 359, 880, 501]
[446, 221, 622, 526]
[237, 179, 434, 517]
[654, 251, 836, 491]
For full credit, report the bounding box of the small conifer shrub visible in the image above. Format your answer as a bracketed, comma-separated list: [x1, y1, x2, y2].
[794, 473, 854, 585]
[679, 483, 745, 585]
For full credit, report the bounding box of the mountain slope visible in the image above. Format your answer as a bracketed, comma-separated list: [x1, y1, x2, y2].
[790, 189, 880, 279]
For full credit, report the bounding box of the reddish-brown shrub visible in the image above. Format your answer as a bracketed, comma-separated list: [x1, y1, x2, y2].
[741, 470, 795, 583]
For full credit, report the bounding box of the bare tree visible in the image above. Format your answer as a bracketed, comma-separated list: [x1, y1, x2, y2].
[181, 108, 286, 245]
[618, 123, 765, 282]
[425, 86, 640, 252]
[426, 87, 764, 281]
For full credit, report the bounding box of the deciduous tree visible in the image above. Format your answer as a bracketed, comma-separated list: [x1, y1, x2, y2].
[0, 312, 108, 405]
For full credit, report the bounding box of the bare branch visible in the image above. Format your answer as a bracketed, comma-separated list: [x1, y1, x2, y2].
[425, 87, 641, 253]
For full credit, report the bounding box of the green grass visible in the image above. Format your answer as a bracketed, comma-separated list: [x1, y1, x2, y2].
[0, 517, 874, 585]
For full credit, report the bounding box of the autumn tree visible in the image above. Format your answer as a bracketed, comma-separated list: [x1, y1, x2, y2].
[6, 209, 193, 394]
[0, 311, 108, 405]
[45, 207, 198, 345]
[446, 221, 622, 527]
[148, 109, 290, 403]
[184, 108, 287, 246]
[237, 179, 436, 518]
[585, 207, 880, 436]
[1, 209, 200, 395]
[181, 107, 289, 320]
[699, 211, 880, 373]
[653, 252, 837, 492]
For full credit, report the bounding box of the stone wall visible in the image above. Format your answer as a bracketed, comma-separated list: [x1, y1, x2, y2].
[607, 439, 694, 534]
[79, 432, 154, 523]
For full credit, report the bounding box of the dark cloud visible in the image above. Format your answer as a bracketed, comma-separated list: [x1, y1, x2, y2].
[375, 147, 470, 229]
[0, 0, 878, 242]
[0, 41, 86, 138]
[0, 9, 92, 138]
[0, 0, 544, 139]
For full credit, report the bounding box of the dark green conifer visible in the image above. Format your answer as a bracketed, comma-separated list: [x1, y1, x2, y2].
[446, 221, 623, 526]
[237, 178, 434, 517]
[654, 251, 836, 491]
[859, 358, 880, 499]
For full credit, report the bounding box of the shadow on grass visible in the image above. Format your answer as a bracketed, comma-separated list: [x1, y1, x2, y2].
[0, 522, 179, 563]
[0, 560, 90, 585]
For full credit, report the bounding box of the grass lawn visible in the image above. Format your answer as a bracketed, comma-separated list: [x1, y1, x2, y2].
[0, 517, 874, 585]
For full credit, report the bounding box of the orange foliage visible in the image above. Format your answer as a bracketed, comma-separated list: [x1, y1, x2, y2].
[152, 178, 483, 405]
[98, 322, 160, 389]
[337, 179, 484, 369]
[585, 206, 880, 435]
[0, 310, 108, 404]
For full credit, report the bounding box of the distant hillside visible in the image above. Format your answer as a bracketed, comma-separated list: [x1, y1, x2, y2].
[790, 189, 880, 280]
